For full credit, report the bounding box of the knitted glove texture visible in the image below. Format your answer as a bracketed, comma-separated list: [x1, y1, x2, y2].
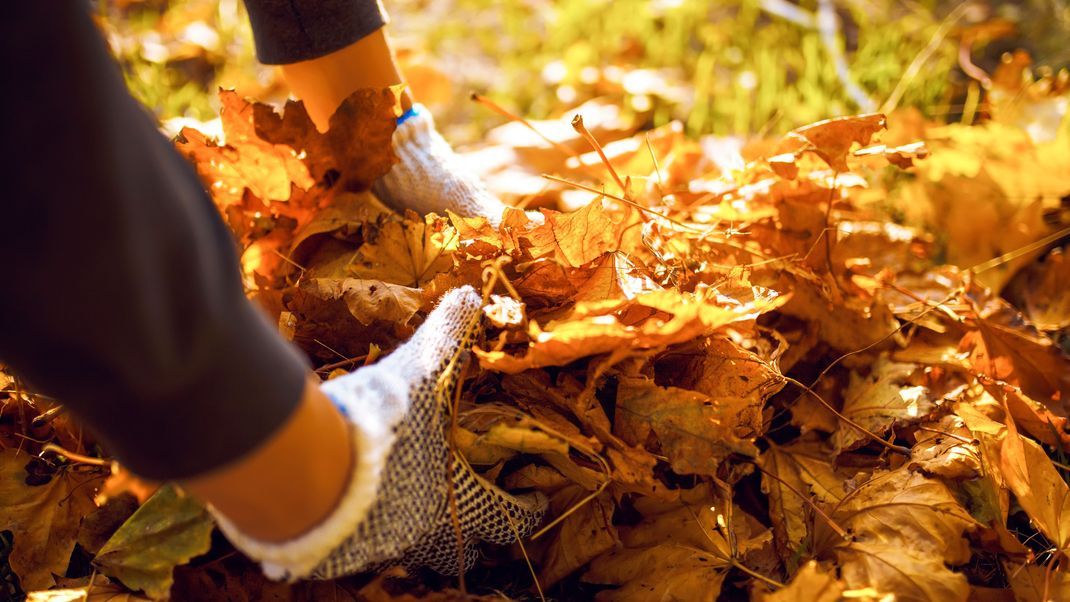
[212, 286, 545, 580]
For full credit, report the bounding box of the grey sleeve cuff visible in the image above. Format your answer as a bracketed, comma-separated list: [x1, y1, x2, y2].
[242, 0, 390, 65]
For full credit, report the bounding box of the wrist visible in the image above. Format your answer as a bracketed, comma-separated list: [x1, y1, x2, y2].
[181, 378, 352, 543]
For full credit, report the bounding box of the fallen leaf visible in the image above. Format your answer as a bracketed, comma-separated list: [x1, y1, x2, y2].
[477, 284, 784, 373]
[94, 485, 215, 599]
[832, 357, 934, 452]
[583, 487, 736, 601]
[299, 278, 423, 326]
[777, 114, 888, 172]
[537, 487, 618, 587]
[615, 376, 758, 476]
[960, 313, 1070, 403]
[908, 415, 981, 479]
[251, 87, 402, 190]
[754, 560, 846, 602]
[760, 441, 845, 571]
[1005, 247, 1070, 331]
[0, 450, 99, 591]
[347, 212, 458, 287]
[814, 467, 977, 602]
[175, 91, 314, 207]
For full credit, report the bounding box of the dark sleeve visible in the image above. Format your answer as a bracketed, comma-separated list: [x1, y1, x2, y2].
[242, 0, 389, 64]
[0, 4, 310, 480]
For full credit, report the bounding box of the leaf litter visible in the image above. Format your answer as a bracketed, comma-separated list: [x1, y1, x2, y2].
[1, 59, 1070, 600]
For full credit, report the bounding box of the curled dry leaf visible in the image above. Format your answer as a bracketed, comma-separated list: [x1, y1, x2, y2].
[483, 294, 526, 328]
[299, 278, 423, 326]
[908, 415, 982, 480]
[759, 441, 845, 571]
[832, 357, 935, 452]
[175, 90, 314, 207]
[775, 113, 888, 173]
[476, 283, 784, 373]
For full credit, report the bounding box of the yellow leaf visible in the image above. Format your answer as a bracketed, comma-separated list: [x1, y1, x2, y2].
[347, 213, 458, 287]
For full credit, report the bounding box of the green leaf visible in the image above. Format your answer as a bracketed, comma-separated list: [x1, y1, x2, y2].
[94, 485, 214, 600]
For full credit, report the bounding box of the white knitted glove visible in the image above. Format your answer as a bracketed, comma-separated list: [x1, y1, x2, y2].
[213, 286, 546, 580]
[373, 105, 540, 226]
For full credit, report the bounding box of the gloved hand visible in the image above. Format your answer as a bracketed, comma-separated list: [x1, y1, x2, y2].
[213, 286, 546, 580]
[374, 105, 543, 227]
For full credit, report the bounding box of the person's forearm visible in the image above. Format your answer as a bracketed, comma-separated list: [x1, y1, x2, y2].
[280, 28, 413, 131]
[182, 379, 353, 542]
[1, 4, 310, 480]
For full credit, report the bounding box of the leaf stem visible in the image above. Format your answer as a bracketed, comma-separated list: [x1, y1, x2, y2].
[782, 375, 912, 456]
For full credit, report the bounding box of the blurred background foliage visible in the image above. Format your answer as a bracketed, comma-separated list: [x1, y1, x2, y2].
[97, 0, 1070, 142]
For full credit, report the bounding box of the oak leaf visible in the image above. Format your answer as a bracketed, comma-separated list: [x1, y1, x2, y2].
[0, 450, 99, 591]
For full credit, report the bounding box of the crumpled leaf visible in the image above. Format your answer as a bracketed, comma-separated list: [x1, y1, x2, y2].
[908, 415, 982, 480]
[94, 485, 215, 599]
[299, 278, 423, 326]
[776, 113, 888, 172]
[813, 467, 977, 602]
[832, 357, 934, 452]
[615, 376, 759, 476]
[0, 450, 99, 591]
[759, 441, 845, 571]
[175, 90, 314, 207]
[476, 283, 784, 373]
[483, 294, 526, 328]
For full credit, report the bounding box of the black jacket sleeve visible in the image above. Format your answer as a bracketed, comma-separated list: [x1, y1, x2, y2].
[0, 4, 310, 480]
[242, 0, 389, 64]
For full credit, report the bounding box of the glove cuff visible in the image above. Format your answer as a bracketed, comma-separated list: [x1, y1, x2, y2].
[210, 410, 395, 580]
[373, 104, 509, 224]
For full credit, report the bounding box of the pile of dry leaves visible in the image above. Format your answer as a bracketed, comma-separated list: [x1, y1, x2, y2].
[2, 61, 1070, 601]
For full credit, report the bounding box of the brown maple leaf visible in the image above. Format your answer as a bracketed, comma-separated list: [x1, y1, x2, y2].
[0, 450, 100, 591]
